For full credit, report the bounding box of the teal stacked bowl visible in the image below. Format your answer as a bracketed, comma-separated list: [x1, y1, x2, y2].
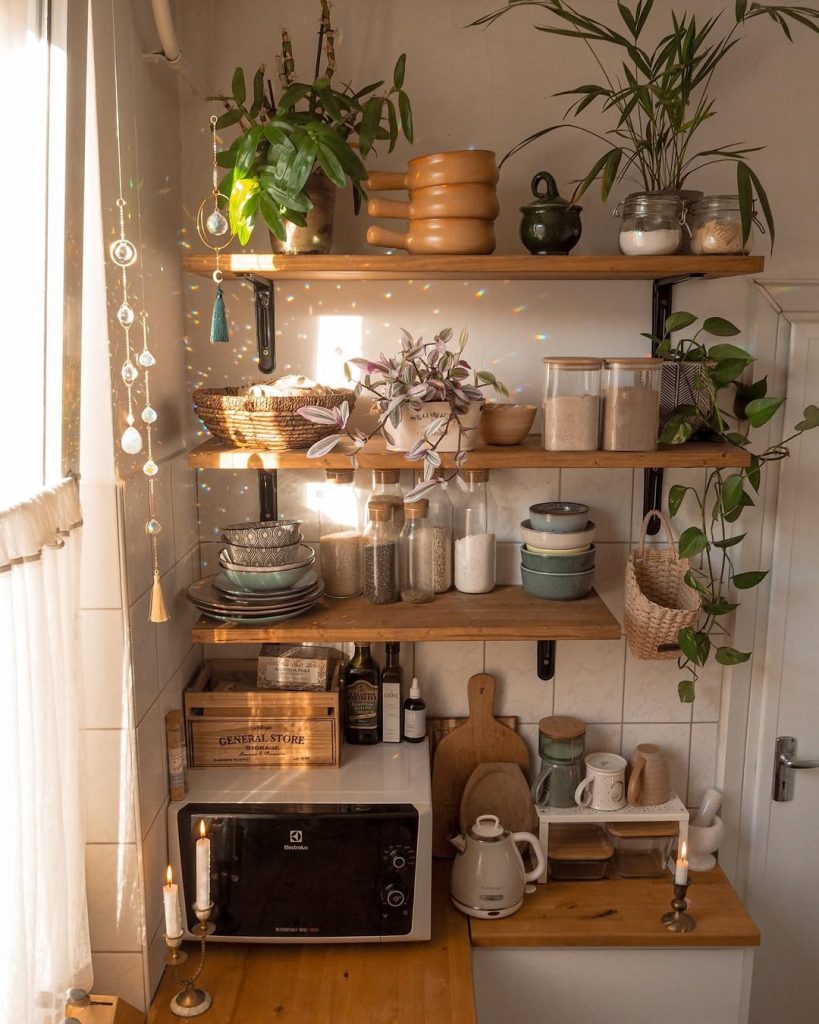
[520, 564, 595, 601]
[521, 543, 596, 574]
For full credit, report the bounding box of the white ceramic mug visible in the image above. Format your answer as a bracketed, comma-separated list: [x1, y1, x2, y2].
[574, 752, 627, 810]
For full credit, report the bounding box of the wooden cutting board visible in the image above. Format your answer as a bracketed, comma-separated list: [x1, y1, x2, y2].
[431, 673, 530, 857]
[459, 762, 537, 835]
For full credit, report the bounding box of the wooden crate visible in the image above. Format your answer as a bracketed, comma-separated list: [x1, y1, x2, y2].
[184, 659, 341, 769]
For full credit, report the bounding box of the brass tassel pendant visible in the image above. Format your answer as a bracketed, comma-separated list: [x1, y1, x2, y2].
[149, 569, 169, 623]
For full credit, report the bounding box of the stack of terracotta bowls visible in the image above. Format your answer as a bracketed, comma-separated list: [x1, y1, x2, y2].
[366, 150, 500, 254]
[519, 502, 596, 600]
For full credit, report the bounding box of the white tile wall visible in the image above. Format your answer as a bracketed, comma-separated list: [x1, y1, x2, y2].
[79, 609, 130, 729]
[91, 952, 146, 1011]
[85, 843, 143, 952]
[83, 730, 136, 844]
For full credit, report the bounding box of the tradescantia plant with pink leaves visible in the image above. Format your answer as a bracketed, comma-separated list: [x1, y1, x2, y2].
[298, 327, 507, 498]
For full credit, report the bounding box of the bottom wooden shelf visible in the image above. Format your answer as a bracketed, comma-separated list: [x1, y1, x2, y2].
[191, 585, 621, 644]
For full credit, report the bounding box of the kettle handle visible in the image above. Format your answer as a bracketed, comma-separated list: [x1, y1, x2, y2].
[511, 831, 546, 883]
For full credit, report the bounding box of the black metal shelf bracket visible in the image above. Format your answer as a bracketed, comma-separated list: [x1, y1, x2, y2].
[258, 468, 278, 521]
[250, 276, 276, 375]
[537, 640, 556, 681]
[642, 274, 703, 535]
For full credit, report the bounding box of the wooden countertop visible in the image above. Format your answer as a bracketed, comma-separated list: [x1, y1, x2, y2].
[469, 867, 760, 948]
[147, 866, 475, 1024]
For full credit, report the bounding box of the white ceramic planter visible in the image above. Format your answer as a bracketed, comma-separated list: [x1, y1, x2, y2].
[381, 400, 484, 453]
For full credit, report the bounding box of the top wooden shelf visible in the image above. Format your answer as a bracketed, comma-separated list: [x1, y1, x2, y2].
[188, 435, 752, 472]
[183, 253, 763, 282]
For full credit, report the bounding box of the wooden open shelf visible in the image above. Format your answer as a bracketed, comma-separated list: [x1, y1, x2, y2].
[183, 252, 763, 282]
[191, 586, 621, 644]
[188, 435, 752, 472]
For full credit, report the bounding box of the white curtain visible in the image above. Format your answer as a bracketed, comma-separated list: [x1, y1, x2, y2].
[0, 477, 92, 1023]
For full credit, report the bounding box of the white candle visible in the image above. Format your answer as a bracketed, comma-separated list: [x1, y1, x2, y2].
[163, 865, 182, 938]
[195, 819, 211, 910]
[675, 839, 689, 885]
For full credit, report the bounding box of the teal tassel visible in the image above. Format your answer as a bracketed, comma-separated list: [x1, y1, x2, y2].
[210, 283, 229, 343]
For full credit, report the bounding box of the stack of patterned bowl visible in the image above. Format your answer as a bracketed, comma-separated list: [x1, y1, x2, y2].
[186, 520, 325, 624]
[519, 502, 596, 601]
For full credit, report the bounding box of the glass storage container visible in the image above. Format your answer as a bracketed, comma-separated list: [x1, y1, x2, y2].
[687, 195, 756, 255]
[547, 824, 614, 881]
[602, 358, 662, 451]
[425, 473, 453, 592]
[399, 499, 435, 605]
[318, 470, 363, 598]
[453, 469, 496, 594]
[614, 192, 684, 256]
[532, 716, 587, 809]
[363, 500, 400, 605]
[370, 469, 405, 529]
[606, 821, 678, 878]
[542, 357, 603, 451]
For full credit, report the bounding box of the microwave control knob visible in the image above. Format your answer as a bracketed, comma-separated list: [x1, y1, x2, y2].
[384, 885, 407, 909]
[392, 854, 406, 869]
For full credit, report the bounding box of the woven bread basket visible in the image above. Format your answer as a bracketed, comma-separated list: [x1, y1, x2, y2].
[624, 510, 702, 660]
[193, 385, 355, 451]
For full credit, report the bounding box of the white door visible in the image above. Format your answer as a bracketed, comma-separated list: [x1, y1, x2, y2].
[746, 321, 819, 1023]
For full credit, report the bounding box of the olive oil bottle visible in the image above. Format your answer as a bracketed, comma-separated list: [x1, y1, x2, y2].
[343, 642, 381, 744]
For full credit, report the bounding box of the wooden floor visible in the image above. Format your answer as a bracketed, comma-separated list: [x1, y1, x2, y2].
[147, 866, 475, 1024]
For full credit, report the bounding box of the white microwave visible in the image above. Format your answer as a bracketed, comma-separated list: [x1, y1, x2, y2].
[168, 740, 432, 943]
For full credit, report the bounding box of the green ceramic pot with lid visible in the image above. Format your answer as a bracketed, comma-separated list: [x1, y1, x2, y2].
[519, 172, 582, 255]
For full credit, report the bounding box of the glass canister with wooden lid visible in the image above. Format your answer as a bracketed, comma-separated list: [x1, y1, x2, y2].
[531, 716, 587, 809]
[542, 357, 603, 451]
[602, 357, 662, 451]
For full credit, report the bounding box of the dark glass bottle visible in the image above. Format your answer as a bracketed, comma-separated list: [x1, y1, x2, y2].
[381, 641, 404, 743]
[343, 643, 382, 744]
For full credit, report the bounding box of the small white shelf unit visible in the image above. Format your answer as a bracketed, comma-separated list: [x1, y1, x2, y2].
[537, 794, 690, 884]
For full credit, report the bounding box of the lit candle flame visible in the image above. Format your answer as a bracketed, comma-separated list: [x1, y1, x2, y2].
[680, 840, 687, 860]
[200, 819, 206, 839]
[166, 864, 173, 886]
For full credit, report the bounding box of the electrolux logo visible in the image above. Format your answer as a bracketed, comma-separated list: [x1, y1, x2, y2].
[284, 829, 308, 851]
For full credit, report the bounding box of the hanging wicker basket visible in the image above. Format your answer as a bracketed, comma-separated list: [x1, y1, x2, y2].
[624, 510, 702, 660]
[193, 385, 355, 451]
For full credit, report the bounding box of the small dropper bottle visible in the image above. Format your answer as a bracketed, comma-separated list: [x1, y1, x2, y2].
[403, 677, 426, 743]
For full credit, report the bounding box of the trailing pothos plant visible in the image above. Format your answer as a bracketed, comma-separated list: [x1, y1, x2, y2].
[473, 0, 819, 246]
[210, 0, 413, 244]
[652, 310, 819, 701]
[297, 328, 508, 499]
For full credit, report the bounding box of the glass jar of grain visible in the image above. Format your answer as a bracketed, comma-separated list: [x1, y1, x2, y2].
[318, 470, 363, 598]
[399, 499, 435, 605]
[686, 195, 756, 255]
[363, 500, 400, 605]
[422, 470, 453, 592]
[602, 358, 663, 451]
[369, 469, 406, 530]
[542, 357, 603, 451]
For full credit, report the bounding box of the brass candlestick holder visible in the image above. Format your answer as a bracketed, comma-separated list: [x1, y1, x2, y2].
[662, 880, 696, 933]
[165, 903, 215, 1017]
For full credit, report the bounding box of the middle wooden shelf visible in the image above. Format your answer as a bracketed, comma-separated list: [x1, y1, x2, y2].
[188, 435, 752, 472]
[191, 585, 621, 644]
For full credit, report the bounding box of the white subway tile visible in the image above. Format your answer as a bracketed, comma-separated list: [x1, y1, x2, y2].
[79, 609, 130, 730]
[155, 550, 197, 687]
[129, 588, 159, 725]
[585, 723, 623, 755]
[141, 805, 169, 943]
[136, 701, 167, 839]
[592, 542, 629, 620]
[489, 468, 559, 542]
[554, 639, 625, 722]
[693, 662, 724, 723]
[496, 542, 522, 586]
[121, 472, 175, 605]
[79, 480, 122, 610]
[689, 723, 719, 808]
[170, 452, 199, 560]
[622, 723, 691, 804]
[630, 467, 707, 544]
[83, 730, 135, 844]
[623, 649, 694, 724]
[413, 641, 484, 717]
[560, 468, 633, 542]
[484, 641, 552, 723]
[85, 843, 143, 953]
[147, 920, 169, 1005]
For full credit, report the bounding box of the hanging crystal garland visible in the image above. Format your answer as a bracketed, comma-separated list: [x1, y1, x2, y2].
[196, 115, 234, 343]
[109, 0, 168, 622]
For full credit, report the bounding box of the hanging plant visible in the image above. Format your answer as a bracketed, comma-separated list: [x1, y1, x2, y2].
[654, 311, 819, 701]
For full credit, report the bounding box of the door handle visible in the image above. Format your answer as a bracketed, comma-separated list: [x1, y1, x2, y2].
[773, 736, 819, 801]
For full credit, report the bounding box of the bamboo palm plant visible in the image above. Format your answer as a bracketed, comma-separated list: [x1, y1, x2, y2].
[473, 1, 819, 245]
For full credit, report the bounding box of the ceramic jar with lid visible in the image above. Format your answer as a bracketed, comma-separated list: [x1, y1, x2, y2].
[614, 192, 685, 256]
[602, 358, 662, 451]
[519, 172, 583, 255]
[687, 194, 758, 254]
[542, 357, 603, 451]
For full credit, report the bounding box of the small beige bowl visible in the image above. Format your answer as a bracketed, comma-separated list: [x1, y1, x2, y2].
[480, 403, 537, 445]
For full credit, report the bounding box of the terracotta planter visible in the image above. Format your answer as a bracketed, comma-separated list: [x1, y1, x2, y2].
[269, 169, 335, 254]
[381, 401, 484, 453]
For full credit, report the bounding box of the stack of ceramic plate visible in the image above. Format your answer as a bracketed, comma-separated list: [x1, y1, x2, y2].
[187, 543, 325, 623]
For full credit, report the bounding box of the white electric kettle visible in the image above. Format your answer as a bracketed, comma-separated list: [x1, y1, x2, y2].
[450, 814, 545, 919]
